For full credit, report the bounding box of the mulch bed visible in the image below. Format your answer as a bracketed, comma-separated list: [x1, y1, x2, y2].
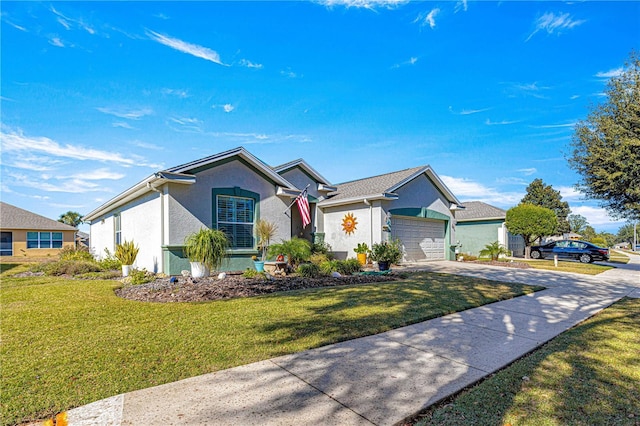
[115, 273, 400, 303]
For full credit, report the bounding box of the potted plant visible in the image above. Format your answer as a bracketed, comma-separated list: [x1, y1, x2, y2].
[353, 242, 369, 266]
[115, 240, 139, 277]
[183, 228, 229, 278]
[369, 239, 402, 271]
[254, 219, 278, 272]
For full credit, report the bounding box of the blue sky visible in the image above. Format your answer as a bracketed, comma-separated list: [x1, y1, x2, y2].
[1, 1, 638, 233]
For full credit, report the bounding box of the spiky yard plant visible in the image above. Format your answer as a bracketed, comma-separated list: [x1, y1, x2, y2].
[183, 228, 229, 271]
[479, 241, 510, 261]
[114, 240, 139, 265]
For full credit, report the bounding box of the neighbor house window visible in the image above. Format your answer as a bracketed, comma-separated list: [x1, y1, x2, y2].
[217, 195, 254, 249]
[114, 214, 121, 246]
[26, 232, 63, 249]
[0, 232, 13, 256]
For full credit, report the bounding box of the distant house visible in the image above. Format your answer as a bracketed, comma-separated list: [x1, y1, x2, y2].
[0, 202, 77, 258]
[83, 146, 461, 274]
[455, 201, 524, 257]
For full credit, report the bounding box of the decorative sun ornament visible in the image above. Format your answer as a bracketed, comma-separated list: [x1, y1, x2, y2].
[341, 213, 358, 235]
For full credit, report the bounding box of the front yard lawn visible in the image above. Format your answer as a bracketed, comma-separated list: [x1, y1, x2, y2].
[1, 268, 542, 426]
[413, 297, 640, 425]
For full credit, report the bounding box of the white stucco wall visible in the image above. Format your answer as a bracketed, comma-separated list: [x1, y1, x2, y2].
[89, 191, 162, 272]
[322, 202, 379, 259]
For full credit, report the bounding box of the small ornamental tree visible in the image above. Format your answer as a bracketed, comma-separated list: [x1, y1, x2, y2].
[506, 203, 558, 258]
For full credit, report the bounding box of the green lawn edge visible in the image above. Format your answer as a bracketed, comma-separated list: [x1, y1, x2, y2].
[1, 270, 543, 426]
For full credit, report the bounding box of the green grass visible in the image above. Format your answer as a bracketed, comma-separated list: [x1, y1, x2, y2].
[414, 297, 640, 426]
[609, 250, 630, 264]
[0, 268, 542, 426]
[520, 260, 613, 275]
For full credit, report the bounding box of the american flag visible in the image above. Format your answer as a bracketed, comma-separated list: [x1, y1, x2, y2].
[296, 188, 311, 228]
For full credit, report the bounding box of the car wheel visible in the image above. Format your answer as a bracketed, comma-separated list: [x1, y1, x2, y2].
[579, 253, 592, 263]
[530, 250, 541, 259]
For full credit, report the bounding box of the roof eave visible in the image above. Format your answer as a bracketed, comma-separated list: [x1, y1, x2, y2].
[318, 193, 399, 208]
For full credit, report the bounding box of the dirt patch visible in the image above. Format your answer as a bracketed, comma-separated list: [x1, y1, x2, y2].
[116, 273, 400, 303]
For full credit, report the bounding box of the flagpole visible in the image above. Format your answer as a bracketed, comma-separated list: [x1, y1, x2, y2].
[283, 183, 311, 214]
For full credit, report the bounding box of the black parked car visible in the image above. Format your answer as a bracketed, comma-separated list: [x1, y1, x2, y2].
[529, 240, 609, 263]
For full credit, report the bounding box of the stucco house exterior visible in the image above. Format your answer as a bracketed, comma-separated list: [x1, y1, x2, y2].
[83, 147, 461, 274]
[455, 201, 524, 257]
[0, 202, 77, 258]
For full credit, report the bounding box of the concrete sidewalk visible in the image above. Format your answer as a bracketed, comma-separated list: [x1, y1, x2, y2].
[62, 257, 639, 426]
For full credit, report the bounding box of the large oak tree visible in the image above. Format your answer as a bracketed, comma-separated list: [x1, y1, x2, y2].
[521, 179, 571, 234]
[568, 51, 640, 221]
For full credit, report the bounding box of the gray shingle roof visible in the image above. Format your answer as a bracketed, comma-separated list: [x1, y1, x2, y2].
[327, 166, 426, 201]
[456, 201, 506, 221]
[0, 202, 77, 231]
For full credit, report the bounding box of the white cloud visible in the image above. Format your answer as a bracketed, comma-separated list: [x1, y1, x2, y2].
[557, 185, 583, 200]
[517, 168, 537, 176]
[96, 107, 153, 120]
[595, 67, 623, 79]
[68, 168, 125, 180]
[392, 57, 418, 69]
[146, 30, 227, 66]
[280, 68, 301, 79]
[441, 175, 524, 206]
[48, 36, 65, 47]
[112, 122, 135, 129]
[415, 8, 440, 29]
[223, 104, 235, 113]
[570, 205, 626, 227]
[238, 59, 263, 69]
[526, 12, 586, 42]
[1, 127, 155, 167]
[50, 6, 95, 35]
[161, 88, 189, 98]
[317, 0, 408, 9]
[485, 119, 519, 126]
[5, 171, 109, 194]
[455, 0, 468, 13]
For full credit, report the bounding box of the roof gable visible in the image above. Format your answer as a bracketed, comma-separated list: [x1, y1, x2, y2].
[272, 159, 333, 186]
[0, 202, 77, 231]
[456, 201, 506, 221]
[321, 166, 460, 206]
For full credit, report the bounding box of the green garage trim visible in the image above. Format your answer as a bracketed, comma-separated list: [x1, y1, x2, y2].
[389, 207, 450, 222]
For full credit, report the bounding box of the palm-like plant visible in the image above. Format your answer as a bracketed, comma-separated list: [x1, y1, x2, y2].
[114, 240, 139, 265]
[479, 241, 510, 261]
[268, 237, 311, 269]
[255, 219, 278, 261]
[183, 228, 229, 271]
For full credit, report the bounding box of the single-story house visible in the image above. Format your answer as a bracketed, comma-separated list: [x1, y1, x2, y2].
[0, 202, 77, 258]
[83, 146, 461, 274]
[455, 201, 524, 257]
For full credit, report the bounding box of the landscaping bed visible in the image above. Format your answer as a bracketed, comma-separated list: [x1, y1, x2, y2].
[116, 272, 399, 303]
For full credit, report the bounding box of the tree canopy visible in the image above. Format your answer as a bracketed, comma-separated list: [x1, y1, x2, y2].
[505, 203, 558, 257]
[521, 179, 571, 234]
[568, 50, 640, 221]
[58, 211, 83, 227]
[567, 214, 588, 234]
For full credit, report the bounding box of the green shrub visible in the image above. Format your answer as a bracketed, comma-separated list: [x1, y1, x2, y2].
[122, 268, 155, 286]
[268, 237, 312, 268]
[75, 271, 122, 280]
[309, 253, 330, 265]
[99, 249, 122, 271]
[243, 268, 266, 279]
[311, 241, 334, 258]
[479, 241, 510, 261]
[297, 263, 322, 278]
[44, 260, 103, 276]
[370, 239, 403, 264]
[183, 229, 229, 271]
[59, 246, 94, 262]
[319, 259, 362, 276]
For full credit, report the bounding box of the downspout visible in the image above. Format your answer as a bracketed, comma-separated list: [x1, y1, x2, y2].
[147, 182, 165, 272]
[364, 198, 372, 248]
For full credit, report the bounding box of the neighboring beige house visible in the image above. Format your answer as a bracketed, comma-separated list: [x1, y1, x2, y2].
[84, 146, 462, 274]
[0, 202, 77, 258]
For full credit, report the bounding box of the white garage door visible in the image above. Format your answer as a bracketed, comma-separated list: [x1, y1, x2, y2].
[391, 216, 445, 261]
